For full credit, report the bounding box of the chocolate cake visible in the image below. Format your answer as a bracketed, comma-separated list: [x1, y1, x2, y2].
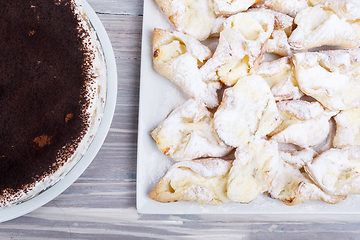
[0, 0, 106, 207]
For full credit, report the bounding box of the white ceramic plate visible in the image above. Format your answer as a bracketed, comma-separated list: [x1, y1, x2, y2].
[137, 0, 360, 214]
[0, 0, 117, 222]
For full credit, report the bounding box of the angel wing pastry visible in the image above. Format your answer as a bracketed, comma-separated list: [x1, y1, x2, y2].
[291, 51, 360, 111]
[265, 30, 292, 57]
[279, 148, 317, 169]
[345, 48, 360, 81]
[257, 57, 303, 101]
[267, 157, 346, 206]
[200, 10, 275, 86]
[288, 0, 360, 50]
[153, 28, 221, 108]
[262, 9, 294, 56]
[269, 100, 338, 148]
[214, 74, 280, 149]
[311, 117, 336, 154]
[227, 138, 280, 203]
[154, 0, 217, 41]
[151, 99, 233, 161]
[254, 0, 327, 17]
[305, 146, 360, 196]
[213, 0, 258, 17]
[333, 106, 360, 149]
[148, 158, 233, 205]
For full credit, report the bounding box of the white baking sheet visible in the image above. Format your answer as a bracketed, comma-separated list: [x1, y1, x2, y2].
[0, 0, 117, 222]
[137, 0, 360, 214]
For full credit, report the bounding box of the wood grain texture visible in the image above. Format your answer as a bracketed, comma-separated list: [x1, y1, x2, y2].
[2, 0, 360, 239]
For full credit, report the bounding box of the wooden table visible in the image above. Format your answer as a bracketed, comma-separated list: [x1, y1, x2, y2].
[1, 0, 360, 239]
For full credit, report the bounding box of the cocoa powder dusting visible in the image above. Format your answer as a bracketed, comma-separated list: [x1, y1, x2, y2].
[0, 0, 94, 195]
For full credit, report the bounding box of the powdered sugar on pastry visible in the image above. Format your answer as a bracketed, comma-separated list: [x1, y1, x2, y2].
[270, 100, 338, 148]
[254, 0, 321, 17]
[257, 57, 291, 80]
[257, 57, 303, 101]
[257, 9, 293, 56]
[151, 99, 233, 161]
[272, 10, 294, 30]
[305, 146, 360, 195]
[341, 48, 360, 82]
[270, 78, 304, 101]
[279, 148, 317, 168]
[209, 16, 227, 38]
[292, 51, 360, 111]
[148, 158, 233, 205]
[312, 117, 336, 154]
[227, 138, 280, 203]
[265, 30, 292, 57]
[267, 159, 346, 205]
[213, 0, 258, 17]
[288, 2, 360, 50]
[153, 28, 221, 107]
[224, 10, 274, 63]
[155, 0, 217, 41]
[201, 10, 274, 86]
[153, 28, 211, 65]
[214, 74, 280, 149]
[276, 100, 325, 120]
[348, 48, 360, 63]
[322, 0, 360, 21]
[333, 106, 360, 149]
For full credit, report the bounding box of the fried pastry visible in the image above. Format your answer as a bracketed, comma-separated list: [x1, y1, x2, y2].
[209, 16, 227, 38]
[257, 57, 303, 101]
[270, 100, 338, 148]
[154, 0, 217, 41]
[151, 99, 233, 161]
[148, 158, 233, 205]
[333, 106, 360, 149]
[214, 74, 280, 149]
[263, 10, 293, 56]
[305, 146, 360, 195]
[312, 117, 336, 154]
[279, 148, 317, 168]
[254, 0, 319, 17]
[213, 0, 258, 17]
[322, 0, 360, 21]
[227, 138, 280, 203]
[268, 159, 346, 206]
[288, 1, 360, 50]
[265, 30, 292, 57]
[153, 28, 221, 108]
[291, 51, 360, 111]
[341, 48, 360, 81]
[201, 10, 274, 86]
